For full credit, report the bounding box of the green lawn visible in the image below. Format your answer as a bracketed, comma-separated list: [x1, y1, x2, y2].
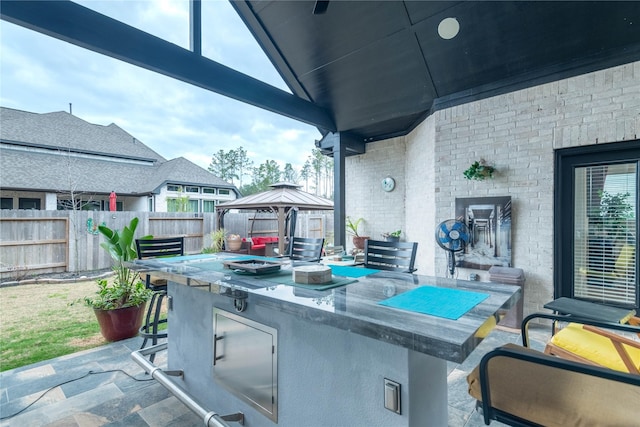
[0, 281, 105, 372]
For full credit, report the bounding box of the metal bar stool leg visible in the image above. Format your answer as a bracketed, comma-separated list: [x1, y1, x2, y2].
[140, 290, 168, 363]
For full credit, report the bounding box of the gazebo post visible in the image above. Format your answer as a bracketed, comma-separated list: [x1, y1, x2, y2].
[277, 206, 286, 255]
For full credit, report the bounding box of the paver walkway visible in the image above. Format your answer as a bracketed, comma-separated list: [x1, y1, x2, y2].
[0, 327, 548, 427]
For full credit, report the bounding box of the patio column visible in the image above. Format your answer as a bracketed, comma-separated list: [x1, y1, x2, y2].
[333, 136, 346, 248]
[317, 131, 365, 248]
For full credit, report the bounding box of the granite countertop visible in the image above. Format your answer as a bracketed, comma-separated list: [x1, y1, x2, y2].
[132, 254, 521, 363]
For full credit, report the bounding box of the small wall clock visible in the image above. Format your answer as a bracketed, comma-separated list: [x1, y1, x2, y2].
[381, 176, 396, 192]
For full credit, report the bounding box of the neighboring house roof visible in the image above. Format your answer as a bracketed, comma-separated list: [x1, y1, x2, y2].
[0, 107, 165, 162]
[0, 107, 239, 196]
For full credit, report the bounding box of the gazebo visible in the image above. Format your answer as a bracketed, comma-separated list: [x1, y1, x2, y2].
[216, 182, 334, 255]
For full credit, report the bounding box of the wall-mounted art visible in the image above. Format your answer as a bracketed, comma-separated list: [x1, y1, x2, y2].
[455, 196, 512, 270]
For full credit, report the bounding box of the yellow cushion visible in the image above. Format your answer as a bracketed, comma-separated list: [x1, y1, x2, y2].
[614, 244, 635, 276]
[550, 323, 640, 373]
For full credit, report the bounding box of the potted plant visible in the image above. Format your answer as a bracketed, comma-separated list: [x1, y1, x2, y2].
[463, 159, 496, 180]
[203, 228, 227, 253]
[84, 217, 154, 342]
[226, 233, 243, 251]
[382, 230, 402, 242]
[346, 216, 369, 250]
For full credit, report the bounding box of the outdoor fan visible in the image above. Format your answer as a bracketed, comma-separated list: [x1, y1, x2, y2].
[435, 219, 470, 276]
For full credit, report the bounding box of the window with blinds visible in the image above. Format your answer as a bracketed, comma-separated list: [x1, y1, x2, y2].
[573, 163, 637, 305]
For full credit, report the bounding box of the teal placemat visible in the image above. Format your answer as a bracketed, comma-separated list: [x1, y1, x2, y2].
[329, 265, 379, 277]
[188, 261, 227, 272]
[378, 286, 490, 320]
[160, 254, 214, 262]
[224, 255, 283, 262]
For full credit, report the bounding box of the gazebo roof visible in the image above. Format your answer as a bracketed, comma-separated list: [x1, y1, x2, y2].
[216, 182, 333, 211]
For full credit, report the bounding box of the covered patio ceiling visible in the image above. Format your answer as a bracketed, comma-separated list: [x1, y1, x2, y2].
[232, 1, 640, 148]
[2, 1, 640, 247]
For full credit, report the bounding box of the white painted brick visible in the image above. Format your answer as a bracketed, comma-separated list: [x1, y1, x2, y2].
[348, 61, 639, 316]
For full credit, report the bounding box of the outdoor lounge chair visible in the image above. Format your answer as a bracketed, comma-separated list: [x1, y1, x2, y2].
[135, 236, 184, 361]
[522, 312, 640, 375]
[467, 343, 640, 426]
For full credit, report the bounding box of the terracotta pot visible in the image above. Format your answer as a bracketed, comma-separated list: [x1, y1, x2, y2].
[226, 237, 243, 251]
[94, 304, 146, 342]
[352, 236, 369, 250]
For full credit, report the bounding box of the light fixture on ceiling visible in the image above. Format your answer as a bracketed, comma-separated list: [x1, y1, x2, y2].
[438, 17, 460, 40]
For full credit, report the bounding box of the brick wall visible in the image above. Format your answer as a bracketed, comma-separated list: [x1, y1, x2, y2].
[346, 61, 640, 316]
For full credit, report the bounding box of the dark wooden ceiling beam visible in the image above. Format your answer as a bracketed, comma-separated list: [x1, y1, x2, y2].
[315, 132, 366, 157]
[0, 0, 336, 131]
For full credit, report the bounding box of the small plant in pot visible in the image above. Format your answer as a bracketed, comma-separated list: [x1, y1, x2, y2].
[84, 217, 154, 342]
[226, 233, 243, 251]
[382, 230, 402, 242]
[463, 159, 496, 181]
[346, 216, 369, 250]
[203, 228, 227, 253]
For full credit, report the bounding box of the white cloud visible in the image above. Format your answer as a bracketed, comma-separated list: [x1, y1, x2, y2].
[0, 1, 321, 172]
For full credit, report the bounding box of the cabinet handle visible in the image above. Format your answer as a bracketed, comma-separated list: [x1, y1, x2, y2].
[213, 334, 224, 365]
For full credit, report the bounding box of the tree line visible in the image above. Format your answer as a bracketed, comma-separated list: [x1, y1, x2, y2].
[207, 147, 334, 198]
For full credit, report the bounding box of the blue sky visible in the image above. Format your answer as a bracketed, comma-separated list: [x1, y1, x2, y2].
[0, 0, 322, 170]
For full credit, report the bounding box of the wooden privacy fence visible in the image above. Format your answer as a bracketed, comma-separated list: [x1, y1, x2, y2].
[0, 210, 333, 281]
[0, 211, 216, 281]
[0, 217, 69, 278]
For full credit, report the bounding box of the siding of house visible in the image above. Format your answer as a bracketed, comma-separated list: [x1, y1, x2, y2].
[346, 61, 640, 317]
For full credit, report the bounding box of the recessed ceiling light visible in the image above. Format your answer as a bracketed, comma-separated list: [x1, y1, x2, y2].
[438, 17, 460, 40]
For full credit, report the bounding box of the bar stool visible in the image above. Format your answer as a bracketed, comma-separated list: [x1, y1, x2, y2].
[135, 237, 184, 361]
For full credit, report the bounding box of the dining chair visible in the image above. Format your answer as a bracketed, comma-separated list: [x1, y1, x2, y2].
[288, 237, 324, 262]
[364, 239, 418, 273]
[135, 236, 184, 361]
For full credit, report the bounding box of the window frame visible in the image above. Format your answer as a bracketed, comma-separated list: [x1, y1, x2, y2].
[554, 140, 640, 309]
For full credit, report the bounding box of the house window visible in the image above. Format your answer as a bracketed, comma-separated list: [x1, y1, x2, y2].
[19, 198, 41, 210]
[218, 189, 231, 195]
[1, 198, 13, 209]
[203, 187, 215, 194]
[167, 184, 181, 192]
[57, 199, 77, 210]
[555, 141, 639, 309]
[82, 201, 101, 211]
[203, 200, 216, 212]
[167, 198, 199, 213]
[185, 186, 199, 193]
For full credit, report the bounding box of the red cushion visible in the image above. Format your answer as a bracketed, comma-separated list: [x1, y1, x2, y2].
[250, 237, 278, 246]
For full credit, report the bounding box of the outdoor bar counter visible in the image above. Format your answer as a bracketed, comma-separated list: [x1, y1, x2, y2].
[132, 254, 521, 427]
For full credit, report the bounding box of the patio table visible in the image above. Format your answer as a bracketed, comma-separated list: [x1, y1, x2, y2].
[131, 253, 520, 426]
[544, 297, 636, 324]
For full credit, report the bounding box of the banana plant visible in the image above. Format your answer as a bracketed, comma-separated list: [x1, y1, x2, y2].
[85, 217, 154, 310]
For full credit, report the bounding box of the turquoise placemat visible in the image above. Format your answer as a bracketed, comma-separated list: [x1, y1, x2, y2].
[378, 286, 490, 320]
[329, 265, 379, 277]
[187, 261, 226, 272]
[224, 255, 283, 262]
[159, 254, 215, 262]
